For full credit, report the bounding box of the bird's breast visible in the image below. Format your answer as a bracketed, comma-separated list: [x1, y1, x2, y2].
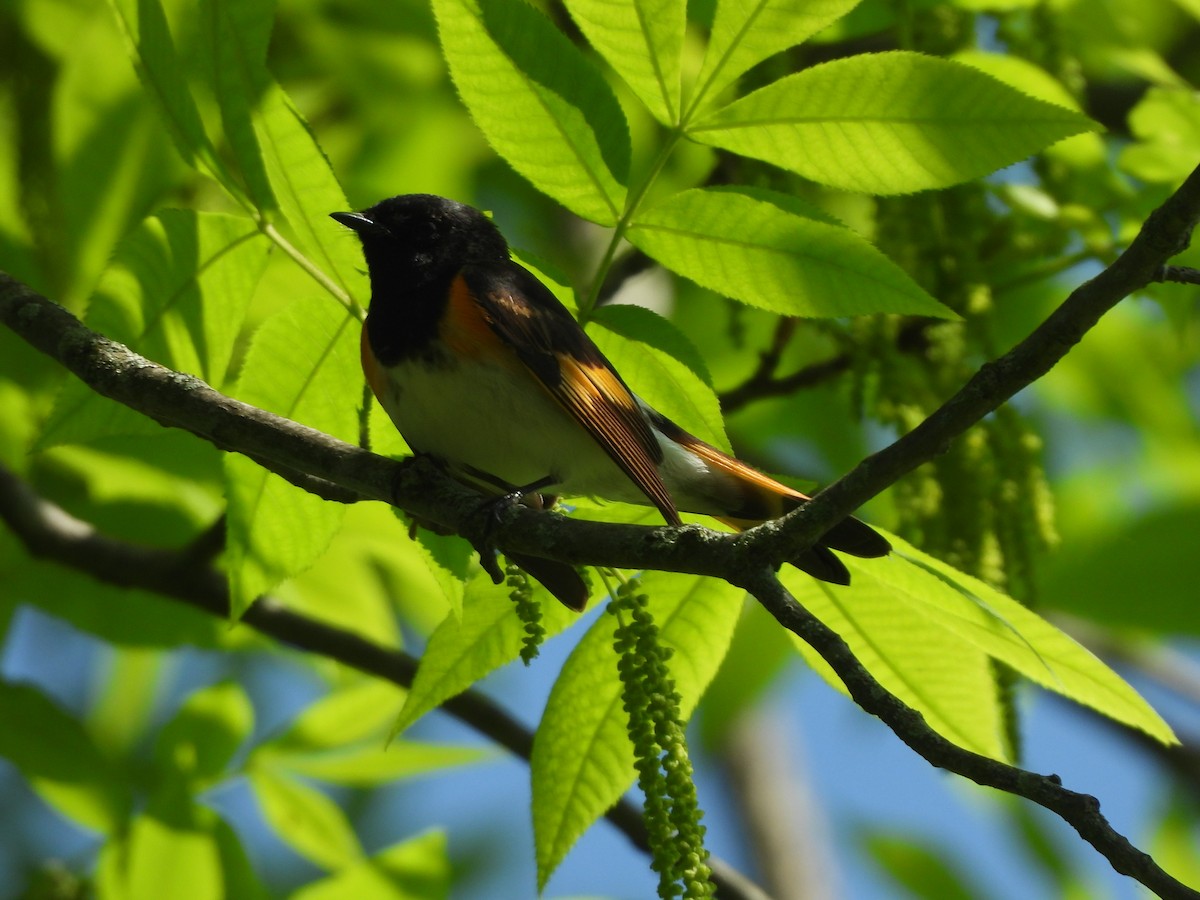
[369, 344, 635, 498]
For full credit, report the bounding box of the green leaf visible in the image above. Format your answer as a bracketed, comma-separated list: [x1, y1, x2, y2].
[257, 679, 486, 786]
[213, 817, 272, 900]
[689, 51, 1098, 194]
[127, 810, 223, 900]
[1151, 803, 1200, 890]
[271, 680, 408, 752]
[1170, 0, 1200, 20]
[715, 183, 844, 226]
[627, 188, 951, 318]
[264, 741, 487, 787]
[366, 387, 413, 459]
[155, 682, 254, 786]
[225, 296, 360, 616]
[512, 249, 579, 314]
[195, 0, 278, 212]
[861, 831, 983, 900]
[531, 571, 741, 888]
[781, 568, 1007, 759]
[87, 649, 165, 756]
[254, 83, 367, 300]
[564, 0, 686, 125]
[55, 13, 179, 303]
[872, 536, 1176, 745]
[697, 601, 792, 749]
[290, 830, 452, 900]
[0, 681, 130, 835]
[950, 0, 1039, 8]
[249, 770, 363, 871]
[279, 525, 406, 648]
[588, 320, 731, 452]
[39, 210, 266, 448]
[106, 0, 227, 188]
[588, 303, 713, 387]
[411, 529, 475, 622]
[951, 51, 1084, 112]
[286, 501, 449, 639]
[1120, 87, 1200, 184]
[110, 809, 267, 900]
[432, 0, 630, 224]
[952, 51, 1106, 168]
[1040, 501, 1200, 636]
[691, 0, 862, 115]
[391, 572, 578, 735]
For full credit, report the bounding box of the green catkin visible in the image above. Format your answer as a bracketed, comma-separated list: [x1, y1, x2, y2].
[989, 408, 1060, 604]
[504, 562, 544, 665]
[870, 186, 1059, 607]
[609, 579, 714, 900]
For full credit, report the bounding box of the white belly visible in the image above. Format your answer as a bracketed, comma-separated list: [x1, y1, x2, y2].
[375, 354, 644, 501]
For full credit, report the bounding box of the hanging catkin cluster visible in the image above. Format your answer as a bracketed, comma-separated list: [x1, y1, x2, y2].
[505, 561, 545, 665]
[609, 578, 714, 900]
[860, 187, 1059, 602]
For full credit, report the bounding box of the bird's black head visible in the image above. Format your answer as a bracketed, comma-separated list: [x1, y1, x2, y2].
[331, 194, 509, 287]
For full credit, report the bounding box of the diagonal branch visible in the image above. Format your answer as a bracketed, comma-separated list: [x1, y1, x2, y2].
[0, 463, 769, 900]
[755, 162, 1200, 562]
[746, 570, 1197, 899]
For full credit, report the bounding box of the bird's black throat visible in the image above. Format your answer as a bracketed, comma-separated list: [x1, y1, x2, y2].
[364, 262, 455, 366]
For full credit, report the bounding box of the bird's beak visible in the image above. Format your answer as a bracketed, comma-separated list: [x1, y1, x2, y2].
[329, 211, 384, 235]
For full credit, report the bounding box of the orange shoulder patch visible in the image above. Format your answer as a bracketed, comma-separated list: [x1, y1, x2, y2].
[439, 274, 512, 363]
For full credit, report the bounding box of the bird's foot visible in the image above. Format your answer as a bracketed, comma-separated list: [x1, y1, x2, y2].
[469, 476, 558, 585]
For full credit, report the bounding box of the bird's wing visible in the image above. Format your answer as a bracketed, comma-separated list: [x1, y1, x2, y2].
[458, 262, 681, 526]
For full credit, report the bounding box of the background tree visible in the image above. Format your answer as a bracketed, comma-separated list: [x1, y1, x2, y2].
[1, 0, 1199, 898]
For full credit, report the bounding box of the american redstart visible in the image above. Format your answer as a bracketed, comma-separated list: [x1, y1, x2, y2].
[332, 194, 890, 611]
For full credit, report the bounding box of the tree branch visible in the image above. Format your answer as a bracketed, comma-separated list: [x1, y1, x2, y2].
[745, 570, 1197, 898]
[717, 316, 856, 415]
[0, 463, 768, 900]
[753, 161, 1200, 563]
[719, 352, 851, 415]
[722, 709, 838, 900]
[3, 162, 1199, 898]
[0, 269, 760, 582]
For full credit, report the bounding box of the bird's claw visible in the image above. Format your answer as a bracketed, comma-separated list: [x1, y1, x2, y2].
[467, 491, 525, 584]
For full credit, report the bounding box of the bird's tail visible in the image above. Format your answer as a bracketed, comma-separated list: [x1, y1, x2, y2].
[717, 494, 891, 585]
[659, 424, 891, 586]
[506, 551, 590, 612]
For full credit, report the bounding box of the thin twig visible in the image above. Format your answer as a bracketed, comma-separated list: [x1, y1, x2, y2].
[594, 248, 654, 307]
[1155, 264, 1200, 285]
[720, 352, 850, 414]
